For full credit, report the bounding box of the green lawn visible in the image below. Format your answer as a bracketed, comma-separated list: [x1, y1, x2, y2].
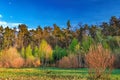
[0, 67, 119, 80]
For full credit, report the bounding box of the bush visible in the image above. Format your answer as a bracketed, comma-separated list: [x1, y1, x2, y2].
[86, 44, 115, 80]
[11, 57, 24, 68]
[58, 54, 78, 68]
[58, 56, 71, 68]
[0, 46, 40, 68]
[33, 58, 41, 67]
[0, 47, 24, 68]
[23, 58, 41, 67]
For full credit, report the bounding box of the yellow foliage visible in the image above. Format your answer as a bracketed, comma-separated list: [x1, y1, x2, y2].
[39, 39, 53, 61]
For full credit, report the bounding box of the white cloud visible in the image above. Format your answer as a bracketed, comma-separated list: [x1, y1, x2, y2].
[0, 21, 32, 30]
[0, 20, 22, 28]
[0, 14, 2, 18]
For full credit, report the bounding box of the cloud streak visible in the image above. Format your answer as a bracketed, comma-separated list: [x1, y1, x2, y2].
[0, 20, 22, 28]
[0, 14, 21, 28]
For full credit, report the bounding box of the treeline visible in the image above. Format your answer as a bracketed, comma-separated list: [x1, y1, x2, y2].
[0, 16, 120, 68]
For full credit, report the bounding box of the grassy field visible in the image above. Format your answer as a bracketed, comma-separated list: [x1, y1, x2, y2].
[0, 67, 119, 80]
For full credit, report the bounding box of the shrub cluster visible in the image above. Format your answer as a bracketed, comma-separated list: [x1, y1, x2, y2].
[0, 47, 40, 68]
[0, 47, 24, 68]
[86, 44, 115, 79]
[58, 54, 78, 68]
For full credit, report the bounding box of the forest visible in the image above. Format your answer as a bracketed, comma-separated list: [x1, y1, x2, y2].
[0, 16, 120, 69]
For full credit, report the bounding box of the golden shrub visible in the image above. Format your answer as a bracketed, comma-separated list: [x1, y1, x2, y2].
[86, 44, 115, 79]
[0, 47, 24, 68]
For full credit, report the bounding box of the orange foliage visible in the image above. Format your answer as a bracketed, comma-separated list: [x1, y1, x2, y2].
[58, 54, 78, 68]
[11, 57, 24, 68]
[0, 47, 24, 68]
[24, 58, 40, 67]
[33, 59, 41, 67]
[86, 44, 115, 79]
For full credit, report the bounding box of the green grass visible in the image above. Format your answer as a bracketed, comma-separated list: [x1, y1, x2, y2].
[0, 67, 119, 80]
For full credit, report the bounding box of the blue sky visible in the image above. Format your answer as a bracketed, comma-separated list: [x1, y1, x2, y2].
[0, 0, 120, 29]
